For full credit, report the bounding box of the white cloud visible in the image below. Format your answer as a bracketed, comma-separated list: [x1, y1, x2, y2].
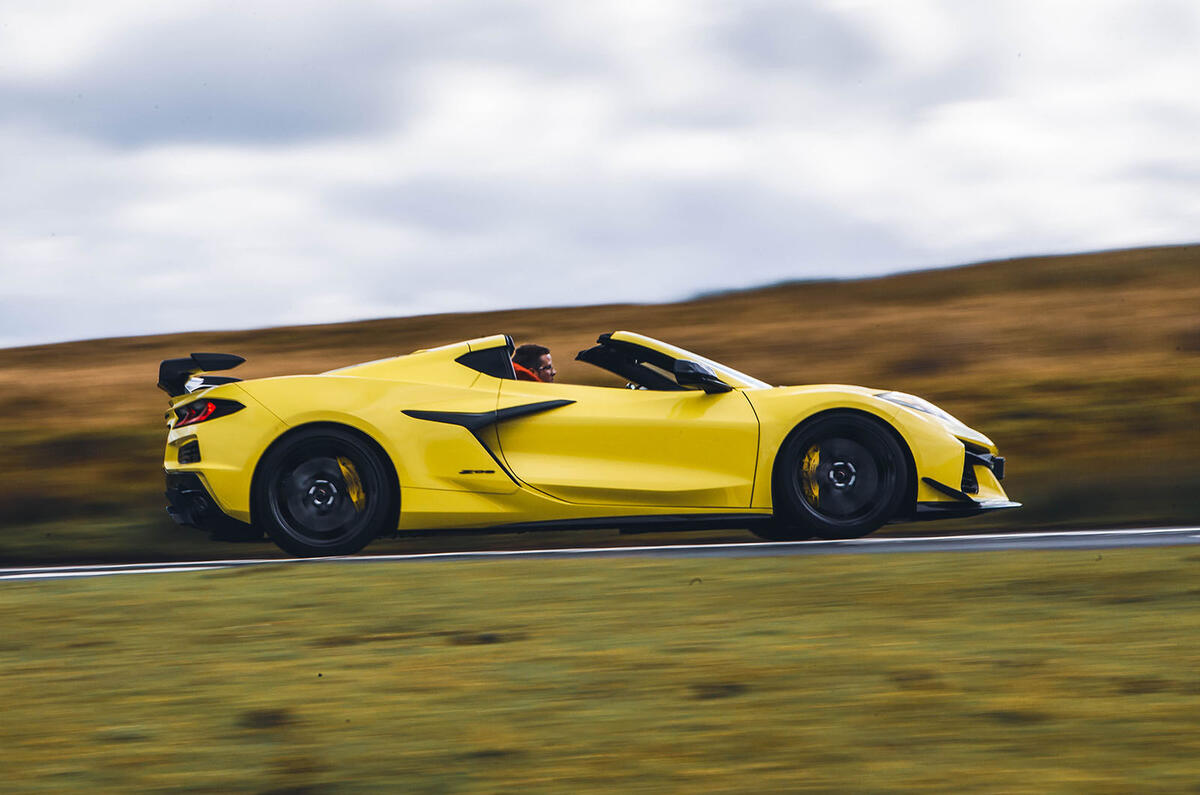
[0, 1, 1197, 347]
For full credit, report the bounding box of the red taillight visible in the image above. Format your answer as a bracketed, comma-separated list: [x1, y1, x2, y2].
[176, 400, 216, 427]
[174, 398, 244, 428]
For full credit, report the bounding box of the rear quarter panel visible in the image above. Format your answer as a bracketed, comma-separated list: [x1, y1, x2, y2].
[236, 372, 517, 496]
[164, 384, 287, 522]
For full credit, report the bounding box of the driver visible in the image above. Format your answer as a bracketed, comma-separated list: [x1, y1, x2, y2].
[512, 343, 556, 382]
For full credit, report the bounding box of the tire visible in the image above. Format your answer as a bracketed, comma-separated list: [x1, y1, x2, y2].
[771, 412, 908, 540]
[253, 427, 396, 557]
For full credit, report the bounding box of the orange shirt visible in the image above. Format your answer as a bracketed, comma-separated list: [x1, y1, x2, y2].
[512, 362, 541, 382]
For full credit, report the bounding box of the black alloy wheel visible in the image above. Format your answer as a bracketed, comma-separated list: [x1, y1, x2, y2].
[768, 412, 908, 540]
[254, 427, 395, 557]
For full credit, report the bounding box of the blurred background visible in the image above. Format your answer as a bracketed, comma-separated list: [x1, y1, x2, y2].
[0, 1, 1197, 561]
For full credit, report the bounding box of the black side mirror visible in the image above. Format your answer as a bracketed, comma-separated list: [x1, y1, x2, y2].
[673, 359, 732, 394]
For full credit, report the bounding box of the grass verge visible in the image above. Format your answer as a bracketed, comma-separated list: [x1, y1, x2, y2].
[3, 546, 1200, 792]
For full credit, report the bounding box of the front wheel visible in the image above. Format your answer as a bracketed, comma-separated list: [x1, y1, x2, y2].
[772, 413, 908, 540]
[254, 427, 396, 557]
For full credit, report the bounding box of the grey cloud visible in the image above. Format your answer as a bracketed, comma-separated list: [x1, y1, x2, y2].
[339, 175, 923, 306]
[0, 2, 593, 146]
[721, 2, 1003, 120]
[555, 180, 927, 290]
[1, 9, 396, 145]
[893, 56, 1005, 121]
[1120, 161, 1200, 186]
[342, 178, 523, 235]
[724, 1, 881, 78]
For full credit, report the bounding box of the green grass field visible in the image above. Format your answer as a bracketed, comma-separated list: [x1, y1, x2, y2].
[5, 546, 1200, 792]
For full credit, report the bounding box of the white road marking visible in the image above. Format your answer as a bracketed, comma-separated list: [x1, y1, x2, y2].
[0, 566, 227, 581]
[2, 527, 1198, 582]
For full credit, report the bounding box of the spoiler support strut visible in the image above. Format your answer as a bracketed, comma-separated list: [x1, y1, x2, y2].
[158, 353, 245, 397]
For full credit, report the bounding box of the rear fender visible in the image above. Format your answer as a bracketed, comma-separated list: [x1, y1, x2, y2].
[237, 375, 513, 494]
[249, 421, 402, 535]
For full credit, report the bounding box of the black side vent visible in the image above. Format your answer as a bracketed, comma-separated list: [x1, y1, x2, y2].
[178, 440, 201, 465]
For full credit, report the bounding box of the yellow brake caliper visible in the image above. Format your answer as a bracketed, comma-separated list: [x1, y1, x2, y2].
[337, 456, 367, 512]
[801, 445, 820, 506]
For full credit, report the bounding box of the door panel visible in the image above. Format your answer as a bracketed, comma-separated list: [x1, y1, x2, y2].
[496, 381, 759, 507]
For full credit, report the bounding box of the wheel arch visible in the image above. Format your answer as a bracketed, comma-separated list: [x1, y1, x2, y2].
[768, 408, 917, 520]
[250, 421, 402, 536]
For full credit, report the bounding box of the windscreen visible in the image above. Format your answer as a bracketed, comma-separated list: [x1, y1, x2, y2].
[607, 332, 771, 390]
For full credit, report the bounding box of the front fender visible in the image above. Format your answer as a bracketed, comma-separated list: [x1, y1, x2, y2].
[745, 386, 971, 510]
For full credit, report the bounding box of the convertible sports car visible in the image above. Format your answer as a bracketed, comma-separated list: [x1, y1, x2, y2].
[160, 332, 1018, 556]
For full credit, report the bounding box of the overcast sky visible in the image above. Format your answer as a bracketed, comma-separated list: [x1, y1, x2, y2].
[1, 1, 1197, 348]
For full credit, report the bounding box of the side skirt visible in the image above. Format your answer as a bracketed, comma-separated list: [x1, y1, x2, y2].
[392, 513, 776, 538]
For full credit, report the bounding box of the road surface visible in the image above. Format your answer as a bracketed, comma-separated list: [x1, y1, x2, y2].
[2, 526, 1198, 582]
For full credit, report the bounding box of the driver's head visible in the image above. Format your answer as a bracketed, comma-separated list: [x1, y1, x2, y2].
[512, 343, 555, 382]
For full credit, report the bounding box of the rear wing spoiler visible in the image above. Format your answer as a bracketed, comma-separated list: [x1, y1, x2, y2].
[158, 353, 245, 397]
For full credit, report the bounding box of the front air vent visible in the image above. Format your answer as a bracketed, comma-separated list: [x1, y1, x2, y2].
[960, 439, 1005, 482]
[961, 456, 979, 494]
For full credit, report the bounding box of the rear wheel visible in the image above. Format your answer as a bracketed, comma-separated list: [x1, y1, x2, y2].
[254, 427, 395, 557]
[769, 413, 908, 540]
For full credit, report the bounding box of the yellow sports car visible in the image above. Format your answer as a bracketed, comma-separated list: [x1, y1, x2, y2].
[160, 332, 1018, 556]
